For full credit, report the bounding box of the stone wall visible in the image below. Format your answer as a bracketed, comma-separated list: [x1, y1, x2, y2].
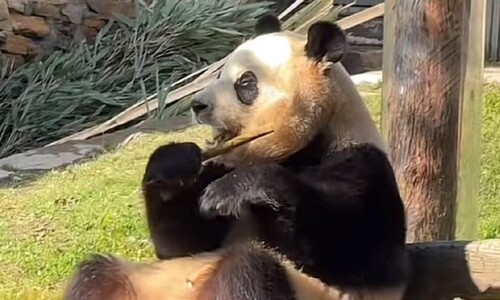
[0, 0, 137, 72]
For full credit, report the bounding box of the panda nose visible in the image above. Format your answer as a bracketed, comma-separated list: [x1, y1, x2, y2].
[191, 96, 211, 114]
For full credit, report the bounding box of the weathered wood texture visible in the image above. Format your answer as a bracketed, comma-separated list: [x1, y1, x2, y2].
[405, 239, 500, 300]
[309, 239, 500, 299]
[382, 0, 485, 242]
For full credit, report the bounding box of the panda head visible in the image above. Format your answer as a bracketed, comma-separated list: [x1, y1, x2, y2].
[191, 15, 382, 165]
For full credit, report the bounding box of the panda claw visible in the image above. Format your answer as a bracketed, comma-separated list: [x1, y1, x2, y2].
[199, 187, 241, 218]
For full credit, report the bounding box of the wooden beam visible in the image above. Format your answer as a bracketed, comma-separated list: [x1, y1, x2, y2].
[404, 239, 500, 300]
[336, 3, 384, 30]
[381, 0, 486, 242]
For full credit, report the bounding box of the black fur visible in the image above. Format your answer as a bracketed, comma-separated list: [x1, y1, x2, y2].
[200, 242, 296, 300]
[255, 14, 281, 36]
[143, 139, 409, 289]
[305, 21, 347, 63]
[142, 142, 233, 259]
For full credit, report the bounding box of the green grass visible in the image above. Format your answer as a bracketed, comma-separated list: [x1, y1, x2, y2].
[0, 126, 212, 299]
[478, 84, 500, 239]
[0, 86, 499, 299]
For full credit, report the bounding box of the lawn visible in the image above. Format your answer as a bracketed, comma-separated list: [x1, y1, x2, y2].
[0, 85, 499, 299]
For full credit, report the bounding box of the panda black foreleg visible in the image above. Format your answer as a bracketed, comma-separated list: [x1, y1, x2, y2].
[198, 163, 308, 218]
[142, 142, 234, 259]
[198, 163, 315, 260]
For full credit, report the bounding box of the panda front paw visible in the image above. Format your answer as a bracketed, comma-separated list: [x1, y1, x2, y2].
[142, 142, 203, 193]
[199, 167, 281, 218]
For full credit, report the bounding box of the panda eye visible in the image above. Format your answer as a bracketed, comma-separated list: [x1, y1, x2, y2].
[234, 71, 258, 105]
[239, 75, 254, 86]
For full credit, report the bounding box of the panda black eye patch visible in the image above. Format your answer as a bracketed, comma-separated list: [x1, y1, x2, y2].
[234, 71, 258, 105]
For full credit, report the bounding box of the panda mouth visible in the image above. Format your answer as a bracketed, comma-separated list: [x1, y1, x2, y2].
[212, 129, 238, 146]
[202, 124, 239, 148]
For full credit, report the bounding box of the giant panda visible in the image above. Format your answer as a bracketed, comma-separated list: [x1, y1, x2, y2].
[64, 15, 409, 300]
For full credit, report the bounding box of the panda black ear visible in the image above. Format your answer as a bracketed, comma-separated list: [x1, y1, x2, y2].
[305, 21, 346, 64]
[255, 14, 281, 36]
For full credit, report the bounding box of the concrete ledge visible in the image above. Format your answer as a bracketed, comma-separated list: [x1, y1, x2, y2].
[0, 114, 192, 182]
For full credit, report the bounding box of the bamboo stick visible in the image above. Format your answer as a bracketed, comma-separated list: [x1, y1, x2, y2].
[201, 129, 274, 161]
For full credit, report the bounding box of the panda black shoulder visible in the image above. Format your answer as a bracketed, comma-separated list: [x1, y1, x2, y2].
[325, 141, 399, 187]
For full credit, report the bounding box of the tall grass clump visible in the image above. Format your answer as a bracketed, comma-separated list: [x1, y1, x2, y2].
[0, 0, 272, 159]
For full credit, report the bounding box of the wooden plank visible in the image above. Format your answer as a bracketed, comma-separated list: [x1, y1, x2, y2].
[337, 0, 382, 5]
[336, 3, 384, 29]
[48, 2, 386, 145]
[403, 239, 500, 300]
[455, 0, 486, 240]
[278, 0, 306, 19]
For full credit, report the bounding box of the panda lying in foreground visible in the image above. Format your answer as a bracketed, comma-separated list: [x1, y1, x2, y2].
[64, 15, 409, 300]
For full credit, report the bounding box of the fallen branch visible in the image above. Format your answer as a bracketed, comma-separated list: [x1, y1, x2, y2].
[47, 1, 385, 146]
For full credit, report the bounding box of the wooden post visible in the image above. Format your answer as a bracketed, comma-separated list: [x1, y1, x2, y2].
[455, 0, 486, 240]
[381, 0, 486, 242]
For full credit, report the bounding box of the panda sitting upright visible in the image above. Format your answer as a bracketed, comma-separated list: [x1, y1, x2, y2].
[65, 15, 409, 300]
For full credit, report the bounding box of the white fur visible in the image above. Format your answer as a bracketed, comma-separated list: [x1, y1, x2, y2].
[326, 63, 387, 153]
[258, 85, 290, 105]
[235, 33, 293, 69]
[222, 33, 294, 83]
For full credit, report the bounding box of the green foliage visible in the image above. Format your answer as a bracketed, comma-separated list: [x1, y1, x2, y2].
[0, 0, 272, 159]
